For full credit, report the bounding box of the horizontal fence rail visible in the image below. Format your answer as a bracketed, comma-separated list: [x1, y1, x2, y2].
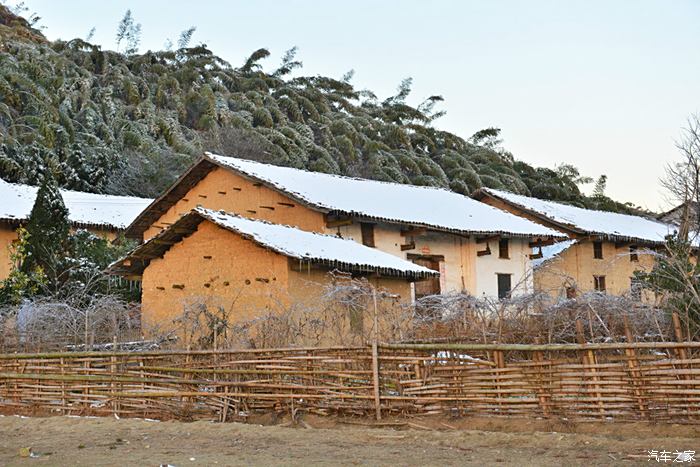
[1, 342, 699, 423]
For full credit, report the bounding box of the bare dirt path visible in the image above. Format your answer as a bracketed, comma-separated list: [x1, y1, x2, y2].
[0, 415, 697, 466]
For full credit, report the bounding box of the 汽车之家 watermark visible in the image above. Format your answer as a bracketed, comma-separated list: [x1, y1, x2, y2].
[647, 450, 695, 463]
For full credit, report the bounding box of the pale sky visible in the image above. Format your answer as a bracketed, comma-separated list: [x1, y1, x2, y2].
[11, 0, 700, 211]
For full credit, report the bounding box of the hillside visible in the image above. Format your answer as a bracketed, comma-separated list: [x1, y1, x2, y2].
[0, 5, 644, 214]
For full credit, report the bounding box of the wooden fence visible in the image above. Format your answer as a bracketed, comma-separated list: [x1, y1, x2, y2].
[1, 341, 700, 423]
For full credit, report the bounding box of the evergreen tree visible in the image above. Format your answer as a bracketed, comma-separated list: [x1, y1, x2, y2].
[592, 175, 608, 198]
[634, 235, 700, 338]
[21, 169, 70, 291]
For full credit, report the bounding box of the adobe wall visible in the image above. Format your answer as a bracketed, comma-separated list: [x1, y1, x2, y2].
[286, 267, 413, 305]
[0, 225, 17, 280]
[286, 267, 414, 344]
[534, 240, 656, 300]
[140, 221, 291, 332]
[144, 168, 326, 240]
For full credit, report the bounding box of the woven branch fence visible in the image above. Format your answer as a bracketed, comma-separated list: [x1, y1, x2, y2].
[2, 340, 700, 423]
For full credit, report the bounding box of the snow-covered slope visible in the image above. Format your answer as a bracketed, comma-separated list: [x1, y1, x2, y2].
[205, 153, 563, 238]
[195, 208, 437, 277]
[480, 188, 678, 244]
[0, 179, 152, 229]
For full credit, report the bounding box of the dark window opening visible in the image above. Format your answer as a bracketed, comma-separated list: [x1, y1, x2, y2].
[360, 222, 375, 247]
[498, 238, 509, 259]
[566, 286, 577, 299]
[412, 257, 441, 299]
[497, 273, 512, 299]
[594, 275, 606, 293]
[630, 245, 638, 262]
[593, 241, 603, 259]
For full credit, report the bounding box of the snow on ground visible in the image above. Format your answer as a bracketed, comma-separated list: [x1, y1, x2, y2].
[206, 153, 564, 238]
[196, 207, 438, 277]
[0, 179, 152, 229]
[481, 188, 678, 244]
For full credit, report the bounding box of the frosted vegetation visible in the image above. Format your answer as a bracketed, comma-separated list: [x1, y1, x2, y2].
[0, 5, 643, 214]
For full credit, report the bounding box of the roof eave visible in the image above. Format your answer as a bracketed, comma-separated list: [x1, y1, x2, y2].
[122, 156, 217, 240]
[112, 209, 437, 280]
[472, 188, 585, 237]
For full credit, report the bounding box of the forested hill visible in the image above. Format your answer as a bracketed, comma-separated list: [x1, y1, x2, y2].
[0, 6, 645, 214]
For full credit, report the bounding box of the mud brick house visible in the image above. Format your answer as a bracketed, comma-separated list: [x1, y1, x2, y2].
[124, 152, 564, 299]
[473, 188, 680, 301]
[658, 200, 700, 230]
[0, 179, 151, 279]
[110, 207, 437, 329]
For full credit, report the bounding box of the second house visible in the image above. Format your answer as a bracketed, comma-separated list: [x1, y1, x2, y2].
[124, 152, 564, 300]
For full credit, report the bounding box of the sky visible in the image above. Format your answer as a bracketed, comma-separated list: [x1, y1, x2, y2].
[10, 0, 700, 211]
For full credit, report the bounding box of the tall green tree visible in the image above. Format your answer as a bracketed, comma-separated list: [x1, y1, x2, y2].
[21, 169, 71, 291]
[634, 235, 700, 339]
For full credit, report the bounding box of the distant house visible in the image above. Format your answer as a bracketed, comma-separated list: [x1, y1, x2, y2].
[658, 200, 700, 228]
[124, 152, 564, 299]
[110, 207, 437, 329]
[0, 179, 152, 279]
[473, 188, 679, 301]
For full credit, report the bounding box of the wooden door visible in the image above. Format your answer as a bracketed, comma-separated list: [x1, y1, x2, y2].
[413, 258, 441, 298]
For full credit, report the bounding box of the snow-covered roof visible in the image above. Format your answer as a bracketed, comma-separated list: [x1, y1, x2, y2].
[0, 179, 152, 230]
[201, 153, 562, 238]
[476, 188, 679, 244]
[531, 240, 577, 268]
[111, 207, 439, 279]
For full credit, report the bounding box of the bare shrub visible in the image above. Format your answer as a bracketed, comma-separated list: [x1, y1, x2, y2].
[1, 292, 139, 352]
[159, 272, 413, 349]
[409, 291, 669, 345]
[150, 269, 670, 350]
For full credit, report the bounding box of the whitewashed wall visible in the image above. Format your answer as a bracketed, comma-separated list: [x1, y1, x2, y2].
[328, 221, 533, 299]
[474, 237, 533, 298]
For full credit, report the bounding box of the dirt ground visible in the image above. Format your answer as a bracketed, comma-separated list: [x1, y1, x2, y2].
[0, 414, 697, 466]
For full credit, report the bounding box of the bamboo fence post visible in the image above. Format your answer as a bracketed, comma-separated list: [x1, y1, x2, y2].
[371, 341, 381, 420]
[139, 356, 146, 417]
[672, 312, 688, 362]
[623, 315, 646, 418]
[493, 350, 505, 412]
[60, 356, 66, 413]
[221, 386, 229, 422]
[110, 337, 117, 417]
[371, 286, 382, 420]
[83, 359, 90, 412]
[532, 339, 550, 417]
[672, 312, 690, 417]
[576, 320, 604, 416]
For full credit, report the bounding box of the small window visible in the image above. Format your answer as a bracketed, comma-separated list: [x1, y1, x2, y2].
[565, 286, 577, 299]
[360, 222, 375, 247]
[498, 238, 509, 259]
[593, 275, 606, 293]
[497, 274, 512, 299]
[593, 241, 603, 259]
[630, 277, 642, 301]
[629, 245, 638, 262]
